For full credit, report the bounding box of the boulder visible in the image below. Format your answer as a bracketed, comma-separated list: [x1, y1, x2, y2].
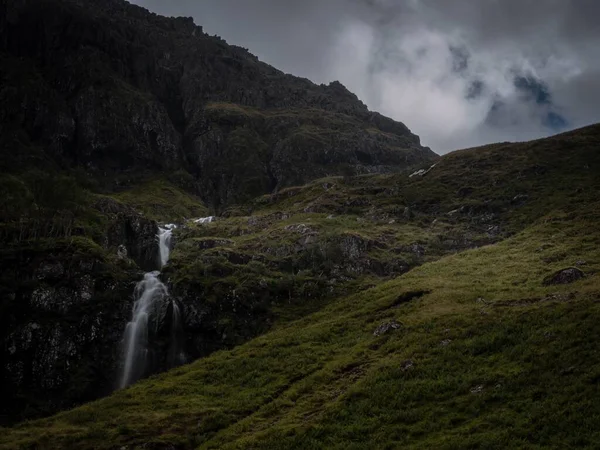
[543, 267, 585, 286]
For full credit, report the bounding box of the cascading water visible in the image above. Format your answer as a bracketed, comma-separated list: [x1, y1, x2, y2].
[119, 271, 167, 389]
[167, 299, 186, 368]
[119, 224, 184, 389]
[158, 224, 175, 269]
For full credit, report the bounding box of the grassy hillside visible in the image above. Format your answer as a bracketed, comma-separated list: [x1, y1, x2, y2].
[2, 199, 598, 449]
[1, 125, 600, 449]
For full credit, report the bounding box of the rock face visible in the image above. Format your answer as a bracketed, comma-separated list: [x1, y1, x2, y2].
[0, 200, 159, 424]
[1, 0, 436, 210]
[0, 241, 140, 424]
[96, 197, 160, 271]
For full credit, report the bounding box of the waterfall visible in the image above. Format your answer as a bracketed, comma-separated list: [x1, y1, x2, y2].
[192, 216, 215, 224]
[167, 300, 186, 367]
[119, 271, 167, 389]
[158, 224, 175, 268]
[119, 224, 185, 389]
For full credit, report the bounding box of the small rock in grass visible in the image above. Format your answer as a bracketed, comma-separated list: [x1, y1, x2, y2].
[440, 339, 452, 346]
[373, 320, 402, 337]
[400, 360, 414, 371]
[470, 385, 484, 394]
[284, 223, 314, 234]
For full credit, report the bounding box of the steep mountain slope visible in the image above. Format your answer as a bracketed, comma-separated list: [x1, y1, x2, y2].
[1, 0, 435, 210]
[0, 0, 436, 425]
[1, 125, 599, 449]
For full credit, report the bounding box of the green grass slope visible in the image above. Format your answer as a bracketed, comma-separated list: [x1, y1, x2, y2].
[160, 123, 600, 346]
[2, 126, 600, 449]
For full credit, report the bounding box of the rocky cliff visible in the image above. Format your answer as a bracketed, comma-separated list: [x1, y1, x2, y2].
[0, 0, 438, 425]
[1, 0, 435, 210]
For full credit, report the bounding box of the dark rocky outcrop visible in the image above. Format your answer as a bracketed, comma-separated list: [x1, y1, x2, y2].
[373, 320, 403, 337]
[543, 267, 585, 286]
[0, 198, 161, 424]
[0, 240, 140, 424]
[1, 0, 436, 210]
[95, 197, 159, 271]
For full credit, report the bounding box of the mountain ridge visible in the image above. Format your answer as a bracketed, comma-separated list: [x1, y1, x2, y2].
[1, 0, 435, 209]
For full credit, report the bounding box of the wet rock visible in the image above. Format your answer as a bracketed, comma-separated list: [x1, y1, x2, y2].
[373, 320, 402, 336]
[117, 245, 128, 260]
[543, 267, 585, 285]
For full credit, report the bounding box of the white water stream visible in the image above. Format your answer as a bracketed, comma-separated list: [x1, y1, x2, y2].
[119, 224, 183, 389]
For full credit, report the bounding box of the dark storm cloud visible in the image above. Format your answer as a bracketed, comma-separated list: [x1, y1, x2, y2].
[130, 0, 600, 152]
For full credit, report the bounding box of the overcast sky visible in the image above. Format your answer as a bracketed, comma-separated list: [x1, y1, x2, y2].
[131, 0, 600, 153]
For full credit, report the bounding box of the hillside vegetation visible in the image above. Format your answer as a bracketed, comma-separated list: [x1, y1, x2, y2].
[1, 125, 599, 449]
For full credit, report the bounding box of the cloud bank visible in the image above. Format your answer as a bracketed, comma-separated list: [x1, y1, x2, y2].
[131, 0, 600, 153]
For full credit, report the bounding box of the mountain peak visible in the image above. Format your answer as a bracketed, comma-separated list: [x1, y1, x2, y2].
[2, 0, 436, 209]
